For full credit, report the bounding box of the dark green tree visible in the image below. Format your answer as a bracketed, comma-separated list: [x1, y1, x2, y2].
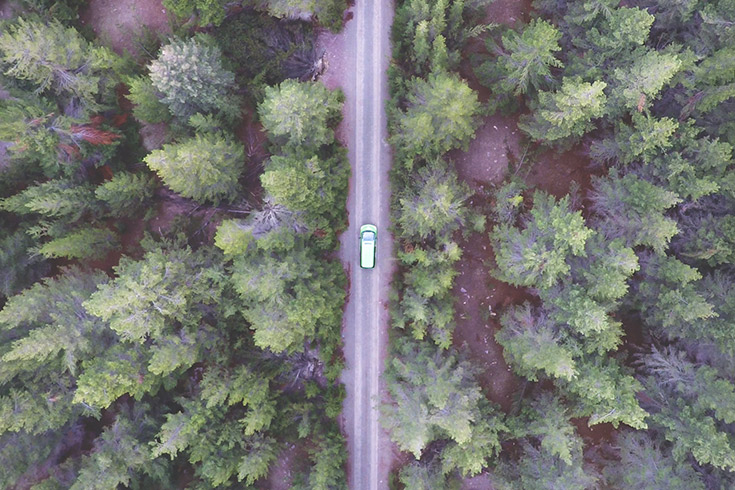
[230, 248, 345, 354]
[477, 19, 562, 109]
[491, 191, 594, 290]
[599, 429, 706, 490]
[589, 170, 680, 254]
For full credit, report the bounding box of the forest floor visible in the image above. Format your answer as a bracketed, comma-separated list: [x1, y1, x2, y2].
[80, 0, 170, 59]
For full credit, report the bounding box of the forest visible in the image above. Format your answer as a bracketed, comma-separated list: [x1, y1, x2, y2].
[0, 0, 350, 488]
[384, 0, 735, 488]
[2, 0, 735, 488]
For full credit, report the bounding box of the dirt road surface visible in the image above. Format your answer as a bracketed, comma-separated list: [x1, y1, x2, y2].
[337, 0, 395, 489]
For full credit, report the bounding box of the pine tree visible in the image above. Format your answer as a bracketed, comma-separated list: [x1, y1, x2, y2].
[599, 429, 706, 490]
[149, 36, 239, 121]
[608, 50, 682, 114]
[496, 303, 577, 381]
[589, 170, 680, 254]
[95, 171, 156, 217]
[259, 79, 344, 150]
[144, 132, 244, 204]
[491, 191, 594, 290]
[519, 78, 607, 143]
[83, 240, 224, 343]
[478, 19, 563, 105]
[637, 346, 735, 471]
[125, 75, 171, 124]
[37, 226, 118, 260]
[0, 19, 117, 110]
[382, 339, 505, 463]
[230, 248, 345, 353]
[393, 71, 481, 159]
[260, 149, 348, 229]
[396, 159, 471, 240]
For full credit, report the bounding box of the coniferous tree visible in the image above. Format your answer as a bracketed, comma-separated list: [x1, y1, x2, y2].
[477, 19, 563, 110]
[259, 79, 344, 150]
[148, 36, 240, 121]
[393, 71, 481, 159]
[598, 429, 706, 490]
[396, 159, 471, 241]
[491, 191, 594, 289]
[0, 19, 117, 111]
[381, 339, 505, 467]
[519, 78, 607, 143]
[589, 170, 680, 254]
[144, 132, 244, 204]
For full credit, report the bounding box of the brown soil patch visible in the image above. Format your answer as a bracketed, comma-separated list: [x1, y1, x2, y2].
[80, 0, 171, 58]
[258, 442, 310, 490]
[485, 0, 533, 26]
[452, 230, 527, 412]
[526, 147, 594, 199]
[0, 1, 22, 19]
[448, 114, 522, 191]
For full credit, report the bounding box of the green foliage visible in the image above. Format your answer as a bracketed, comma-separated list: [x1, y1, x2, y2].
[477, 19, 562, 110]
[144, 132, 244, 204]
[1, 179, 98, 222]
[251, 0, 349, 32]
[392, 71, 481, 159]
[493, 439, 598, 490]
[599, 429, 706, 490]
[491, 191, 594, 289]
[259, 80, 344, 150]
[302, 431, 348, 489]
[148, 36, 240, 121]
[84, 240, 223, 343]
[231, 248, 345, 353]
[382, 339, 505, 466]
[608, 50, 682, 114]
[95, 171, 156, 217]
[589, 170, 680, 254]
[599, 117, 734, 201]
[125, 75, 171, 124]
[0, 430, 65, 489]
[212, 11, 320, 96]
[496, 303, 576, 381]
[396, 159, 471, 240]
[0, 230, 49, 297]
[398, 459, 447, 490]
[393, 240, 462, 348]
[633, 253, 716, 341]
[563, 355, 648, 429]
[393, 0, 487, 76]
[509, 392, 578, 464]
[69, 404, 163, 490]
[214, 219, 255, 256]
[163, 0, 229, 26]
[260, 150, 348, 229]
[519, 78, 607, 143]
[637, 346, 735, 471]
[0, 19, 118, 111]
[37, 226, 118, 260]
